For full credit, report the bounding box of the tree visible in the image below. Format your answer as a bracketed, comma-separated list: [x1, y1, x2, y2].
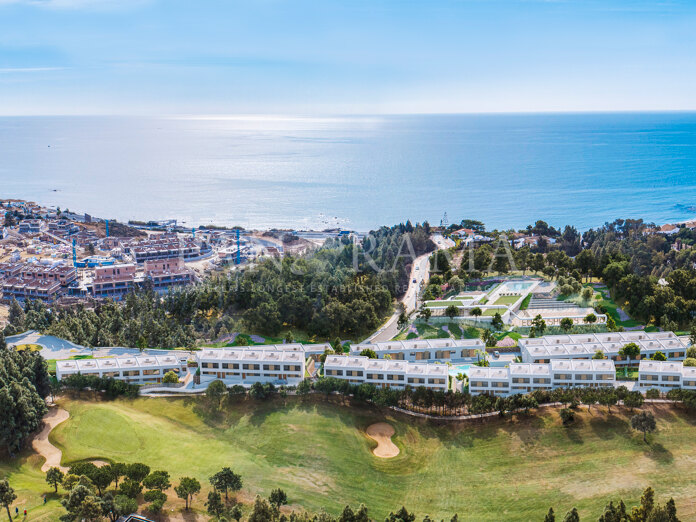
[125, 462, 150, 483]
[532, 315, 546, 335]
[118, 478, 142, 499]
[445, 305, 459, 320]
[581, 287, 594, 302]
[623, 391, 644, 412]
[599, 390, 618, 414]
[209, 467, 243, 501]
[143, 470, 171, 491]
[143, 489, 167, 514]
[584, 313, 597, 324]
[0, 480, 17, 522]
[8, 299, 25, 332]
[230, 504, 243, 521]
[107, 463, 126, 489]
[560, 318, 573, 332]
[46, 466, 64, 493]
[248, 496, 275, 522]
[269, 488, 288, 508]
[684, 358, 696, 367]
[162, 371, 179, 384]
[175, 477, 201, 510]
[619, 342, 640, 368]
[386, 506, 416, 521]
[651, 351, 667, 361]
[206, 490, 225, 518]
[417, 306, 432, 323]
[397, 312, 408, 330]
[563, 507, 580, 522]
[470, 307, 482, 322]
[631, 411, 657, 443]
[105, 494, 137, 522]
[91, 465, 114, 496]
[592, 350, 606, 360]
[359, 348, 377, 359]
[544, 507, 555, 522]
[491, 313, 504, 331]
[206, 379, 227, 407]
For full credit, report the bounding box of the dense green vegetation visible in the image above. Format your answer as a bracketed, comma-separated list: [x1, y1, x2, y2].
[0, 347, 50, 455]
[5, 223, 434, 347]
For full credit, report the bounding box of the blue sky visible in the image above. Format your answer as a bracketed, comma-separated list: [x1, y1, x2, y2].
[0, 0, 695, 115]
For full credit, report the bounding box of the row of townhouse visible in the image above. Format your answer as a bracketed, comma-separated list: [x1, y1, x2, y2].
[1, 262, 77, 301]
[469, 359, 616, 397]
[88, 260, 195, 299]
[354, 338, 484, 363]
[56, 354, 188, 384]
[324, 355, 450, 391]
[519, 331, 687, 366]
[638, 360, 696, 392]
[196, 348, 305, 385]
[55, 344, 325, 387]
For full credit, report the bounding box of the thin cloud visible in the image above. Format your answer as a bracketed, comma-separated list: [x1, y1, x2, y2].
[0, 67, 65, 73]
[0, 0, 148, 9]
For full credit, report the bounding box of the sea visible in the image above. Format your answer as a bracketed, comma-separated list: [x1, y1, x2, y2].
[1, 112, 695, 232]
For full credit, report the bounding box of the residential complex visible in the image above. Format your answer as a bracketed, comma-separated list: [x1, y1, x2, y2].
[56, 354, 188, 384]
[196, 348, 305, 386]
[469, 359, 616, 397]
[124, 235, 201, 263]
[354, 338, 484, 362]
[519, 331, 686, 366]
[1, 262, 77, 301]
[324, 355, 450, 391]
[638, 360, 696, 392]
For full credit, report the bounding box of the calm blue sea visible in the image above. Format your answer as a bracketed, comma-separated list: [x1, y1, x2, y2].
[0, 113, 695, 232]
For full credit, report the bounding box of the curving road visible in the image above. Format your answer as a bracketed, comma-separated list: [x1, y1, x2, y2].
[364, 234, 453, 344]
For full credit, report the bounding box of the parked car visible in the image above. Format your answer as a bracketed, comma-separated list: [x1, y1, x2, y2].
[494, 351, 500, 358]
[412, 279, 417, 283]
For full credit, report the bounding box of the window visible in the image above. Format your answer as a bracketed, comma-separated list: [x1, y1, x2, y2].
[640, 375, 658, 381]
[366, 373, 384, 380]
[263, 364, 281, 371]
[512, 377, 530, 384]
[553, 373, 571, 380]
[533, 378, 550, 384]
[243, 364, 260, 370]
[428, 379, 445, 385]
[470, 381, 489, 388]
[408, 377, 425, 384]
[284, 365, 301, 371]
[346, 370, 363, 377]
[325, 369, 343, 376]
[575, 374, 592, 381]
[661, 375, 680, 382]
[387, 374, 405, 381]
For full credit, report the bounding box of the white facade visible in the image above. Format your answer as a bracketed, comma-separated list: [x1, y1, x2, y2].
[355, 338, 484, 363]
[519, 331, 687, 366]
[324, 355, 449, 391]
[56, 354, 188, 384]
[197, 348, 305, 386]
[469, 360, 616, 397]
[638, 360, 696, 391]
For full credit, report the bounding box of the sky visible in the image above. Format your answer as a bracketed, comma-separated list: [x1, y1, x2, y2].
[0, 0, 695, 115]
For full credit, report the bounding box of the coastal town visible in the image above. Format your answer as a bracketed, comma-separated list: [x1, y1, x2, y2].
[4, 198, 696, 521]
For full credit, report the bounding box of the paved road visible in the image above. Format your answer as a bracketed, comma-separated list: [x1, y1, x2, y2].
[364, 234, 454, 344]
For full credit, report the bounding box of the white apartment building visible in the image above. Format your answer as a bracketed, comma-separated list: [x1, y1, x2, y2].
[197, 348, 305, 386]
[355, 338, 484, 363]
[56, 354, 188, 384]
[469, 359, 616, 397]
[324, 355, 450, 391]
[519, 331, 687, 367]
[638, 360, 696, 392]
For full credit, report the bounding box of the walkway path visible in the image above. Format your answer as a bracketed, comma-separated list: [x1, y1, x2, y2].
[32, 407, 70, 472]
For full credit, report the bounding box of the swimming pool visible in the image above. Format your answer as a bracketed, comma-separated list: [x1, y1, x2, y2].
[448, 364, 471, 377]
[501, 281, 533, 292]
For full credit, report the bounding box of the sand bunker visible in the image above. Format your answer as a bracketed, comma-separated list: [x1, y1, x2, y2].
[32, 407, 70, 472]
[366, 422, 399, 458]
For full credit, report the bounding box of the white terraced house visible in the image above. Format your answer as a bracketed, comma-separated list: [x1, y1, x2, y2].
[324, 355, 450, 391]
[519, 331, 687, 367]
[197, 348, 305, 386]
[638, 360, 696, 392]
[56, 354, 188, 384]
[468, 359, 616, 397]
[355, 338, 484, 363]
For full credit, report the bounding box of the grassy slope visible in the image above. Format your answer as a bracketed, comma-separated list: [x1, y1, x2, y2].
[5, 399, 696, 520]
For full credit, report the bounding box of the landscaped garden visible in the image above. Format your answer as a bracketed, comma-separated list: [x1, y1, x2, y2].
[3, 397, 696, 520]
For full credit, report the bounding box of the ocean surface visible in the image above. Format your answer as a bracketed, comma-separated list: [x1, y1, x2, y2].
[1, 113, 695, 232]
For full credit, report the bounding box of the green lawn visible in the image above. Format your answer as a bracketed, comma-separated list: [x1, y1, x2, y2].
[595, 288, 641, 328]
[491, 295, 521, 306]
[424, 300, 467, 308]
[4, 399, 696, 520]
